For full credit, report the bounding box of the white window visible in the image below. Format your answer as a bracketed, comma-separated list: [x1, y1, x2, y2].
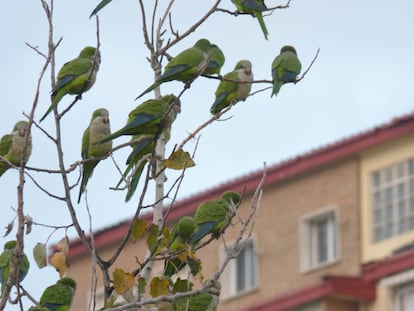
[371, 158, 414, 242]
[300, 207, 340, 272]
[220, 238, 258, 298]
[394, 282, 414, 310]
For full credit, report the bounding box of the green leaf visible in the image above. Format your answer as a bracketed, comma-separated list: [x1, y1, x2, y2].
[33, 242, 47, 268]
[162, 150, 196, 170]
[187, 255, 202, 277]
[172, 278, 193, 293]
[131, 219, 147, 242]
[137, 277, 146, 296]
[146, 225, 171, 255]
[89, 0, 112, 18]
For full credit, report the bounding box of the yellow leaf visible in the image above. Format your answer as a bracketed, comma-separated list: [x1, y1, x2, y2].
[162, 150, 195, 170]
[150, 276, 170, 298]
[49, 251, 67, 277]
[113, 268, 135, 295]
[131, 219, 147, 242]
[33, 242, 47, 269]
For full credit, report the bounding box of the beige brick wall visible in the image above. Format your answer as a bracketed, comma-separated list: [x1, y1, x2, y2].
[67, 158, 362, 310]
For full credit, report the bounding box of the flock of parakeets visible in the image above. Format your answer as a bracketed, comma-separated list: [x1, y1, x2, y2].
[0, 3, 303, 309]
[0, 39, 301, 203]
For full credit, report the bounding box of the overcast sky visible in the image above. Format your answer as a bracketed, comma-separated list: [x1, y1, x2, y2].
[1, 0, 414, 308]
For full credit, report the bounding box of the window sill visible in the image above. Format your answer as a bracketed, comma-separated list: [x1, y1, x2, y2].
[301, 258, 341, 274]
[221, 286, 259, 302]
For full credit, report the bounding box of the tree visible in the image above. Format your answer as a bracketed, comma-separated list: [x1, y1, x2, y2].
[0, 0, 315, 310]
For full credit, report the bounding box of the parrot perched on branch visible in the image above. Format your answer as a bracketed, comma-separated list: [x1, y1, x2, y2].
[190, 191, 241, 245]
[232, 0, 269, 40]
[40, 46, 101, 122]
[210, 60, 253, 115]
[0, 240, 30, 296]
[271, 45, 302, 96]
[164, 216, 198, 277]
[39, 277, 77, 311]
[78, 108, 112, 203]
[0, 121, 32, 177]
[100, 95, 180, 201]
[136, 39, 213, 99]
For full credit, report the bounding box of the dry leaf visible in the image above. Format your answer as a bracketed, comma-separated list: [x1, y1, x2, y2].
[162, 150, 196, 170]
[113, 268, 135, 295]
[33, 242, 47, 268]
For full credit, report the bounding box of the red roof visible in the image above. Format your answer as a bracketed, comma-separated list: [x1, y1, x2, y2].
[68, 112, 414, 259]
[243, 276, 376, 311]
[243, 247, 414, 310]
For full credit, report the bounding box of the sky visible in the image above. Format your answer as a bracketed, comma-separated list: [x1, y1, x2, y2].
[1, 0, 414, 308]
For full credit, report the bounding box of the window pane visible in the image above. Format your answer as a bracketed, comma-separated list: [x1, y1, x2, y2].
[235, 240, 256, 293]
[372, 171, 381, 187]
[316, 219, 328, 263]
[371, 159, 414, 242]
[236, 248, 246, 292]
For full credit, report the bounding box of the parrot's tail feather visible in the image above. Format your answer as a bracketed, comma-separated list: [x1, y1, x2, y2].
[40, 92, 63, 122]
[271, 81, 283, 97]
[125, 161, 146, 202]
[255, 13, 269, 40]
[135, 81, 161, 100]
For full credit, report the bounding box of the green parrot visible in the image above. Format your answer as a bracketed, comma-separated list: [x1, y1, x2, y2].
[40, 46, 101, 122]
[39, 277, 77, 311]
[101, 95, 180, 201]
[203, 44, 225, 75]
[78, 108, 112, 203]
[232, 0, 269, 40]
[164, 216, 198, 277]
[0, 121, 32, 177]
[271, 45, 302, 97]
[210, 60, 253, 115]
[190, 191, 241, 245]
[136, 39, 212, 99]
[0, 240, 30, 296]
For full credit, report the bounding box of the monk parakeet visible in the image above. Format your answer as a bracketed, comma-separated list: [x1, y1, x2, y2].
[103, 95, 180, 201]
[40, 46, 101, 122]
[232, 0, 269, 40]
[203, 44, 225, 75]
[210, 60, 253, 115]
[0, 121, 32, 177]
[164, 216, 197, 277]
[78, 108, 112, 203]
[0, 240, 30, 296]
[136, 39, 212, 99]
[39, 277, 77, 311]
[271, 45, 302, 97]
[190, 192, 241, 245]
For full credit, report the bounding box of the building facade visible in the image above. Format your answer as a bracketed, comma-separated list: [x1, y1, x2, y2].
[66, 113, 414, 310]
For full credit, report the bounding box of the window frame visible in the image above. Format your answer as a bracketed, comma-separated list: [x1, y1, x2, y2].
[370, 158, 414, 243]
[220, 237, 259, 299]
[300, 206, 340, 273]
